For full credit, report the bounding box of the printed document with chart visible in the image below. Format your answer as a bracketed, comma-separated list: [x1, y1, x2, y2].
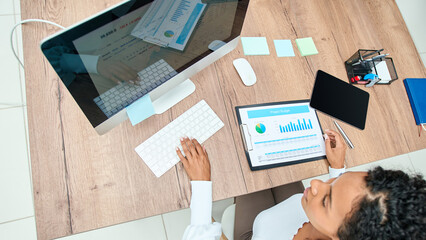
[131, 0, 206, 51]
[236, 100, 326, 170]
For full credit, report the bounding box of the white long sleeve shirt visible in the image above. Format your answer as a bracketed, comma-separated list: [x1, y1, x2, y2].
[182, 181, 222, 240]
[182, 167, 346, 240]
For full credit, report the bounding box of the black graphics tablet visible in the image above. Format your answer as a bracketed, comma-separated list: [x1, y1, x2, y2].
[310, 70, 370, 130]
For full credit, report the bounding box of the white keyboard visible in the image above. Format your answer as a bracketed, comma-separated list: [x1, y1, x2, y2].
[94, 59, 177, 117]
[135, 100, 224, 177]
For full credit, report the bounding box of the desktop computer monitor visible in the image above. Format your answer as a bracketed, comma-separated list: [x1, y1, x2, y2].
[41, 0, 249, 135]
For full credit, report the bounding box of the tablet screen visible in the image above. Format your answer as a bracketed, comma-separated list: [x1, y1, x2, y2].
[310, 70, 369, 130]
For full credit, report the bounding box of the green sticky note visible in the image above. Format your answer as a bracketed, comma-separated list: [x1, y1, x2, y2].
[241, 37, 270, 55]
[295, 37, 318, 56]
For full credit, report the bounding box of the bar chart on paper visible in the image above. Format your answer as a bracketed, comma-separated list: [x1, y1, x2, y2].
[279, 118, 313, 133]
[255, 115, 322, 163]
[236, 101, 326, 169]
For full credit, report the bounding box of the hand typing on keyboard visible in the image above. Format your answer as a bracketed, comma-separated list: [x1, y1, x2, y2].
[176, 137, 211, 181]
[134, 100, 224, 177]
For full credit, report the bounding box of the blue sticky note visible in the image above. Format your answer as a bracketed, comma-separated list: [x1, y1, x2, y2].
[241, 37, 270, 55]
[273, 39, 295, 57]
[126, 95, 155, 126]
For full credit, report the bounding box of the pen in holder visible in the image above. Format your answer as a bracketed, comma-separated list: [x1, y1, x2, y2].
[345, 49, 398, 86]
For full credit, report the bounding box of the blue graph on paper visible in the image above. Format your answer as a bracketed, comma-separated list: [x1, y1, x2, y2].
[279, 118, 313, 133]
[171, 0, 190, 22]
[238, 102, 326, 167]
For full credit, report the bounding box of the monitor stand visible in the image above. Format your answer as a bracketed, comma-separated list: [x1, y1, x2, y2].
[152, 79, 196, 114]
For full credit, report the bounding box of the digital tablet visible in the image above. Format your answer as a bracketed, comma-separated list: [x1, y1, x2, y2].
[310, 70, 370, 130]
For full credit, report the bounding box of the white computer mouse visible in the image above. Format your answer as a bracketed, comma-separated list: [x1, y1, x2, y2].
[233, 58, 257, 86]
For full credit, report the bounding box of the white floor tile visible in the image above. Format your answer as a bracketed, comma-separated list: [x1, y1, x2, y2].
[0, 217, 37, 240]
[13, 0, 20, 14]
[22, 106, 32, 182]
[303, 153, 415, 188]
[420, 52, 426, 69]
[348, 154, 414, 173]
[162, 208, 191, 240]
[212, 198, 234, 223]
[0, 15, 24, 106]
[408, 148, 426, 176]
[0, 107, 34, 224]
[396, 0, 426, 53]
[58, 215, 167, 240]
[0, 0, 14, 15]
[13, 14, 26, 104]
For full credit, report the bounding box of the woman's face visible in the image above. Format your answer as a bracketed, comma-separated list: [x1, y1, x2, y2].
[301, 172, 368, 239]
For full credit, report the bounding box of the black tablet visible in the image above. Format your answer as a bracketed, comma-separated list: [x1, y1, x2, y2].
[310, 70, 369, 130]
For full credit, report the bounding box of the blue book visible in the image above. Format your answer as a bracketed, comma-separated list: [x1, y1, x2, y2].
[403, 78, 426, 125]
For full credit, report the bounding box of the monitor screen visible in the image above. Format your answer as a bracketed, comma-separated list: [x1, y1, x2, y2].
[41, 0, 249, 128]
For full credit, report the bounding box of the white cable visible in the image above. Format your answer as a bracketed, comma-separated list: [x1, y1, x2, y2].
[6, 19, 65, 109]
[10, 19, 65, 68]
[422, 124, 426, 132]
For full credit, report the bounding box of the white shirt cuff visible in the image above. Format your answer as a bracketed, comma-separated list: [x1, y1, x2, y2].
[190, 181, 212, 225]
[329, 166, 346, 178]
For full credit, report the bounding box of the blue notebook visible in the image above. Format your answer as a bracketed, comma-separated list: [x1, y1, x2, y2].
[403, 78, 426, 125]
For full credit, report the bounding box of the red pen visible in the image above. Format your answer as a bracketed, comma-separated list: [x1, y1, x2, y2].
[351, 76, 362, 83]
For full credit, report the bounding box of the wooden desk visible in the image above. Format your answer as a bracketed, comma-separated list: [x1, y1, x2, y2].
[21, 0, 426, 239]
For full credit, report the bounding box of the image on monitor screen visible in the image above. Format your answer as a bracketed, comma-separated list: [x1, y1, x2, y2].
[41, 0, 249, 134]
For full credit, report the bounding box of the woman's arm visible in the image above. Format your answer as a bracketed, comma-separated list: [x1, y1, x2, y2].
[324, 129, 347, 178]
[177, 137, 222, 240]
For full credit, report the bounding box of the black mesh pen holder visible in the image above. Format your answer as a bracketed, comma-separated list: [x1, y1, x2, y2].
[345, 49, 398, 85]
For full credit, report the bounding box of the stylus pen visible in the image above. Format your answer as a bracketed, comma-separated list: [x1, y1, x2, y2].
[362, 48, 384, 59]
[347, 49, 385, 65]
[352, 53, 389, 66]
[333, 120, 354, 149]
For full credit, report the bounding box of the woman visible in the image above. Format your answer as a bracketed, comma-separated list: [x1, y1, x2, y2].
[177, 130, 426, 240]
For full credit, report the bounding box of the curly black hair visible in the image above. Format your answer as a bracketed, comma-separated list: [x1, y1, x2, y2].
[336, 166, 426, 240]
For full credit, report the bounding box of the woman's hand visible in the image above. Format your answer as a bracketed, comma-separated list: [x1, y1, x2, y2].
[324, 129, 346, 169]
[176, 137, 211, 181]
